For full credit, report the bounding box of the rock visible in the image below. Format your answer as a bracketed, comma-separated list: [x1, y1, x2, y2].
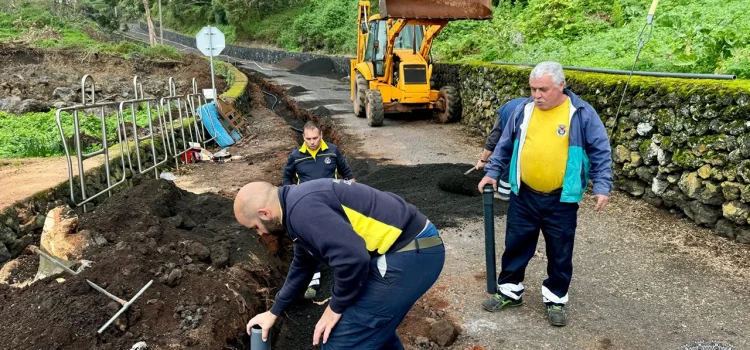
[613, 145, 630, 163]
[53, 87, 76, 102]
[651, 177, 670, 196]
[696, 181, 724, 205]
[163, 215, 183, 228]
[415, 336, 431, 347]
[736, 229, 750, 244]
[635, 166, 655, 183]
[678, 172, 702, 199]
[40, 206, 94, 261]
[737, 160, 750, 183]
[11, 99, 50, 114]
[115, 241, 130, 250]
[0, 258, 21, 283]
[180, 216, 196, 230]
[643, 188, 664, 207]
[636, 122, 654, 136]
[722, 182, 742, 201]
[629, 152, 643, 167]
[424, 317, 437, 325]
[697, 165, 712, 179]
[0, 244, 11, 263]
[8, 235, 34, 257]
[52, 101, 67, 109]
[643, 141, 660, 164]
[617, 179, 645, 197]
[0, 225, 17, 246]
[187, 242, 210, 261]
[166, 268, 182, 287]
[210, 245, 229, 268]
[20, 214, 46, 234]
[714, 219, 736, 239]
[657, 148, 670, 166]
[722, 201, 750, 225]
[662, 186, 688, 209]
[428, 320, 459, 347]
[685, 201, 720, 226]
[667, 174, 681, 183]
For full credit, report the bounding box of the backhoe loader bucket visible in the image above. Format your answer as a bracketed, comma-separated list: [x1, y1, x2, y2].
[379, 0, 493, 20]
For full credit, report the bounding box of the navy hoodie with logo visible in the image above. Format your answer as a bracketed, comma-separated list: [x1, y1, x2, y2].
[269, 178, 428, 315]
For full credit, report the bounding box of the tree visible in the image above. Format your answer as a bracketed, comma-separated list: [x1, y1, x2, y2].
[142, 0, 156, 45]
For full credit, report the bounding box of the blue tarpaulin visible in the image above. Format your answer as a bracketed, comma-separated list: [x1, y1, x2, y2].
[197, 102, 240, 147]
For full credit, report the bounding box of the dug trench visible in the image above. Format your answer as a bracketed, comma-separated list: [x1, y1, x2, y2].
[244, 69, 512, 349]
[0, 67, 507, 349]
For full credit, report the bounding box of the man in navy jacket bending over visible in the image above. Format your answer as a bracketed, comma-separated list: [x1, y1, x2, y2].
[234, 178, 445, 349]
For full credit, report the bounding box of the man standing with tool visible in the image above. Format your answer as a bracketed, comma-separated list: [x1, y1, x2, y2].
[475, 97, 526, 201]
[478, 61, 612, 327]
[235, 178, 445, 348]
[282, 121, 355, 300]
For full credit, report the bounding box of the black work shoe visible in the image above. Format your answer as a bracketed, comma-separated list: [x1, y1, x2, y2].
[546, 305, 567, 326]
[482, 293, 523, 312]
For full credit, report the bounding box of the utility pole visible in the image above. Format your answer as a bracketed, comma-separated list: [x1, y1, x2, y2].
[158, 0, 163, 45]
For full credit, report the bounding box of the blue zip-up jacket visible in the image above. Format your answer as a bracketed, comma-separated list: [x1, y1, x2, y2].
[281, 140, 354, 185]
[484, 89, 613, 202]
[484, 98, 527, 152]
[270, 178, 429, 316]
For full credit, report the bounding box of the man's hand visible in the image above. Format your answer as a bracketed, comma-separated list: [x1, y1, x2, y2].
[246, 311, 278, 341]
[349, 178, 357, 183]
[312, 305, 342, 345]
[475, 159, 487, 170]
[478, 176, 497, 193]
[594, 194, 609, 212]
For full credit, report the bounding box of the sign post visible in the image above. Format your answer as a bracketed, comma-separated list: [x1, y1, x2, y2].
[195, 26, 226, 101]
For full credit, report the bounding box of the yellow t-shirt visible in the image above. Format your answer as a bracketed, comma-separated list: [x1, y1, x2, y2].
[520, 99, 570, 192]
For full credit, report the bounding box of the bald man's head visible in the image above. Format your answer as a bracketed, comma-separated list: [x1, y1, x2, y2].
[234, 182, 284, 236]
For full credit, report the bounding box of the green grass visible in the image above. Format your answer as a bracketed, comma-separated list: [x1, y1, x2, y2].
[0, 105, 160, 159]
[1, 3, 183, 61]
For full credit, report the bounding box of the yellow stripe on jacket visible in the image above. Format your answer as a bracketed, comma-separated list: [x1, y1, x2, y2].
[341, 205, 403, 254]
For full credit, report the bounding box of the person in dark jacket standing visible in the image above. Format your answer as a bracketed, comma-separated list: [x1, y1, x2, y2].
[282, 121, 355, 186]
[235, 179, 445, 349]
[478, 61, 613, 327]
[475, 97, 526, 200]
[281, 121, 356, 299]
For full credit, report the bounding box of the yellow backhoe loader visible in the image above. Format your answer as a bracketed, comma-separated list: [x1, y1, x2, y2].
[350, 0, 492, 127]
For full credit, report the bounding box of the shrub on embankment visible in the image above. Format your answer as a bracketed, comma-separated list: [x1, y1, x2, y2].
[434, 62, 750, 243]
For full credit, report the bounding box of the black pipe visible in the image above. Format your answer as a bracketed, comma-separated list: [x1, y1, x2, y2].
[482, 184, 497, 295]
[490, 61, 737, 80]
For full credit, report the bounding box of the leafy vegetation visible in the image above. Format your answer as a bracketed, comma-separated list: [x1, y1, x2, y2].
[150, 0, 750, 77]
[0, 1, 182, 60]
[0, 106, 159, 158]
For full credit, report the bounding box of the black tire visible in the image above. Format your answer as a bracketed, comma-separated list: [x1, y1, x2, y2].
[366, 89, 384, 127]
[353, 72, 368, 118]
[435, 86, 462, 123]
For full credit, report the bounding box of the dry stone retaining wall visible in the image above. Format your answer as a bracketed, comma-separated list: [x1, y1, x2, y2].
[433, 62, 750, 243]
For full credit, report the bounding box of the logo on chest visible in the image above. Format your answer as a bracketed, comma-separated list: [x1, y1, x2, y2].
[324, 157, 332, 164]
[556, 124, 567, 137]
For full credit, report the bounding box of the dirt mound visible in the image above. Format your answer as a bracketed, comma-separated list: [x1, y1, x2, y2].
[437, 167, 484, 197]
[0, 179, 285, 350]
[293, 57, 335, 77]
[0, 43, 227, 114]
[353, 161, 508, 228]
[285, 85, 307, 96]
[276, 57, 301, 70]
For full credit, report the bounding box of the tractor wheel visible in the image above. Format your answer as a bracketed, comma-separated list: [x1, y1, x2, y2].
[366, 89, 384, 127]
[353, 72, 368, 118]
[435, 86, 462, 123]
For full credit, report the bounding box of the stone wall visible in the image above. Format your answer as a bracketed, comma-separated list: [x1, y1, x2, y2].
[136, 23, 352, 76]
[433, 62, 750, 243]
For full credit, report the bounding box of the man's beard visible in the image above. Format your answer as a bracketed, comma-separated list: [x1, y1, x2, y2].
[260, 217, 286, 237]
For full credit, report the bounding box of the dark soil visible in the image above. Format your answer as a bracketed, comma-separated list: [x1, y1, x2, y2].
[353, 161, 508, 228]
[276, 57, 302, 71]
[0, 179, 286, 350]
[293, 57, 335, 76]
[4, 253, 38, 285]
